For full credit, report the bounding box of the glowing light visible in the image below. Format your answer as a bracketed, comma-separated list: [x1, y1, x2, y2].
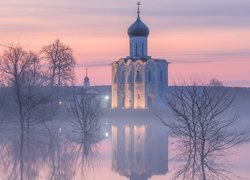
[59, 101, 62, 105]
[105, 95, 109, 100]
[105, 132, 109, 137]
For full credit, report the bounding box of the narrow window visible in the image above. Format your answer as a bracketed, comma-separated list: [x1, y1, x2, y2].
[136, 70, 140, 82]
[114, 73, 117, 83]
[142, 43, 144, 56]
[160, 71, 163, 82]
[128, 71, 132, 83]
[148, 70, 151, 81]
[130, 71, 133, 83]
[130, 43, 132, 56]
[122, 70, 125, 83]
[135, 43, 138, 56]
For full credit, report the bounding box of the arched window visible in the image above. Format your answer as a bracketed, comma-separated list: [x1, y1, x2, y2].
[136, 70, 141, 82]
[148, 70, 152, 81]
[114, 73, 117, 83]
[160, 70, 163, 82]
[127, 71, 132, 83]
[138, 93, 141, 100]
[122, 70, 125, 83]
[130, 71, 133, 83]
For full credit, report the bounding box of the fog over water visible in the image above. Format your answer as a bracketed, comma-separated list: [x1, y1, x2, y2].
[0, 87, 249, 179]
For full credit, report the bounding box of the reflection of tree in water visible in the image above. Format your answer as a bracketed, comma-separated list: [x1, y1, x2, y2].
[0, 138, 18, 180]
[0, 89, 103, 180]
[66, 90, 103, 177]
[0, 122, 51, 180]
[45, 123, 76, 180]
[165, 82, 249, 180]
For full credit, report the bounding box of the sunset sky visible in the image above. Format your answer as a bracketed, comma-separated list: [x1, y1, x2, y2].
[0, 0, 250, 87]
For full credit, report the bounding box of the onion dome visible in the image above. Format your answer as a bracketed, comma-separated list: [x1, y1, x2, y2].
[84, 76, 89, 83]
[83, 68, 90, 84]
[128, 17, 149, 37]
[128, 2, 150, 37]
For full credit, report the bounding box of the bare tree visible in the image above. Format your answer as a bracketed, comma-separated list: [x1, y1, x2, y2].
[0, 45, 55, 180]
[164, 81, 249, 180]
[41, 39, 76, 87]
[66, 89, 103, 176]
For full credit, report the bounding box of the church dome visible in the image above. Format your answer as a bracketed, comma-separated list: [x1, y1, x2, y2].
[128, 16, 149, 37]
[84, 76, 89, 82]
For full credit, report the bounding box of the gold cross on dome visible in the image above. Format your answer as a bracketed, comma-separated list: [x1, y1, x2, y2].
[85, 68, 88, 77]
[137, 1, 141, 15]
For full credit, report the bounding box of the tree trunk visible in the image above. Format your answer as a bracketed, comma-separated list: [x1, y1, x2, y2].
[201, 130, 206, 180]
[51, 66, 56, 87]
[20, 118, 24, 180]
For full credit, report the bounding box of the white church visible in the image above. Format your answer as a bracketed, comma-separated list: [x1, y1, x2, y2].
[81, 4, 170, 180]
[111, 2, 169, 109]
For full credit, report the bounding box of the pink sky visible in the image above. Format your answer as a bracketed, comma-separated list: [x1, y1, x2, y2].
[0, 0, 250, 87]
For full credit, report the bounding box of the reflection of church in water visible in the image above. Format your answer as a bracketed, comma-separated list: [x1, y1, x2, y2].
[111, 120, 168, 180]
[111, 1, 169, 109]
[109, 2, 169, 180]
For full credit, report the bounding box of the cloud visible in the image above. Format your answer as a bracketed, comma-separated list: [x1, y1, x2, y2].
[167, 49, 250, 64]
[76, 62, 111, 68]
[0, 0, 250, 38]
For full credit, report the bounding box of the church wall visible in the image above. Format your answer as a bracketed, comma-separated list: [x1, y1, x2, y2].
[125, 61, 134, 108]
[145, 60, 157, 108]
[156, 61, 168, 103]
[112, 63, 118, 108]
[134, 60, 146, 109]
[117, 61, 126, 108]
[112, 59, 168, 109]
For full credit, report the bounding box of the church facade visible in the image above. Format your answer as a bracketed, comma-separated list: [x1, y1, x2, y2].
[111, 3, 168, 109]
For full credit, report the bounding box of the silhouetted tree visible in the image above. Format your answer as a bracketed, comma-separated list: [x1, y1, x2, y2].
[41, 39, 76, 87]
[164, 81, 249, 180]
[0, 45, 55, 180]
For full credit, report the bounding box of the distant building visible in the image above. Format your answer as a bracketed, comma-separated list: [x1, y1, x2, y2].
[82, 68, 111, 108]
[83, 68, 90, 89]
[111, 2, 169, 109]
